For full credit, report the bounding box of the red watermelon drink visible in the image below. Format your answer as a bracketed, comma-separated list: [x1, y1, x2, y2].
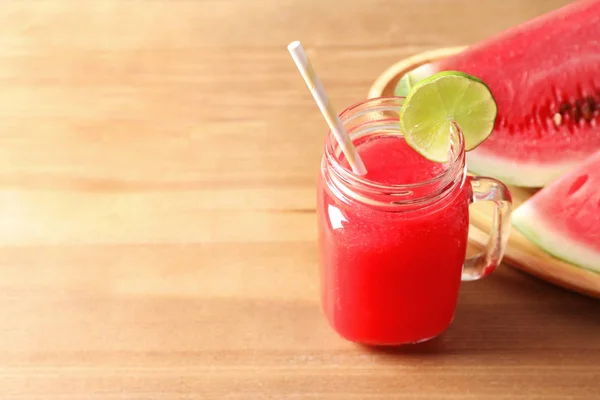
[287, 42, 512, 345]
[317, 96, 513, 345]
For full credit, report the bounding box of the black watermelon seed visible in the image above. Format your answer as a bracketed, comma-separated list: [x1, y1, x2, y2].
[572, 104, 582, 121]
[559, 103, 571, 113]
[581, 100, 593, 121]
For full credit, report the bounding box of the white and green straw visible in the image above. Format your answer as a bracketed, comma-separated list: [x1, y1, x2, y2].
[287, 41, 367, 176]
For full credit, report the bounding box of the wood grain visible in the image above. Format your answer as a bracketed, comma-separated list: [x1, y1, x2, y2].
[0, 0, 598, 399]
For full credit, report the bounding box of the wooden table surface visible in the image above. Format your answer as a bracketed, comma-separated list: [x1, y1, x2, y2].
[0, 1, 599, 398]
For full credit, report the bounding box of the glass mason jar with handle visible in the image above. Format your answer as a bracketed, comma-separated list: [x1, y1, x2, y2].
[317, 97, 512, 345]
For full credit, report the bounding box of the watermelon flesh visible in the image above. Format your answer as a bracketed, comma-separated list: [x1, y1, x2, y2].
[402, 0, 600, 187]
[512, 150, 600, 273]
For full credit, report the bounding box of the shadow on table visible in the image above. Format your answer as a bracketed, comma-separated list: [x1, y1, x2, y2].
[362, 265, 600, 357]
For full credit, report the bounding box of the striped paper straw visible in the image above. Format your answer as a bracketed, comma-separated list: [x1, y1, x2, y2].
[287, 41, 367, 176]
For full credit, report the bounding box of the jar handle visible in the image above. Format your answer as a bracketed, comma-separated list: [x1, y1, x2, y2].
[463, 176, 513, 281]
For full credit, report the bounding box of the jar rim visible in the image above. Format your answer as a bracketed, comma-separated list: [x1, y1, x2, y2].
[323, 97, 466, 209]
[325, 96, 465, 191]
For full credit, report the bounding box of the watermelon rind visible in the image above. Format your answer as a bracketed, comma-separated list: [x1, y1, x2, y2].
[467, 151, 580, 188]
[512, 202, 600, 274]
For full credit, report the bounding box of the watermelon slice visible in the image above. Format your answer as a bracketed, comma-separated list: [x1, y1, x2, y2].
[397, 0, 600, 187]
[512, 151, 600, 273]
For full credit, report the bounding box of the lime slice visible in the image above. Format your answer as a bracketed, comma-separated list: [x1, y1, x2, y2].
[399, 71, 497, 163]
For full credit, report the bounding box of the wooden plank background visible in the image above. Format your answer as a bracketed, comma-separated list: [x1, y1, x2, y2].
[0, 1, 598, 398]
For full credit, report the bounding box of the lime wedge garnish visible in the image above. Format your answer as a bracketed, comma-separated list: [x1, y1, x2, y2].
[399, 71, 497, 163]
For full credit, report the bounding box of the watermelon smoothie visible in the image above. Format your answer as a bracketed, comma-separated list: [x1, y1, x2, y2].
[317, 97, 512, 345]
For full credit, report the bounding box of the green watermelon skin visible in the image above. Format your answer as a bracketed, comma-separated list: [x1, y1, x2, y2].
[512, 151, 600, 273]
[431, 0, 600, 187]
